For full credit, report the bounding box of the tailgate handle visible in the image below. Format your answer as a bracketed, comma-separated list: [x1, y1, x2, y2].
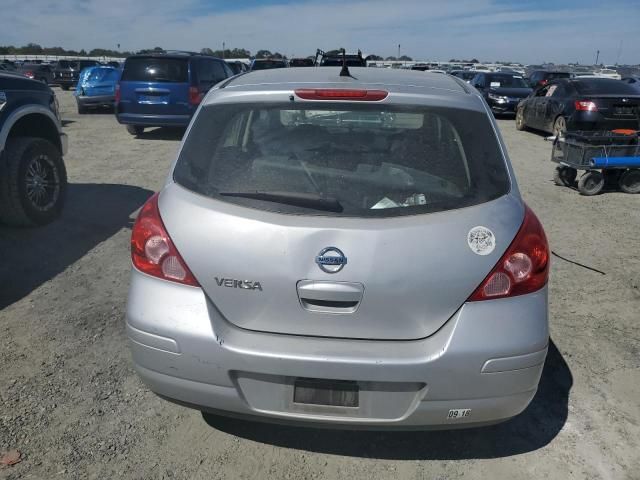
[134, 88, 171, 94]
[297, 280, 364, 314]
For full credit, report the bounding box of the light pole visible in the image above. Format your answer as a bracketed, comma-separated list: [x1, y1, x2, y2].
[398, 44, 401, 63]
[595, 49, 600, 66]
[222, 41, 226, 59]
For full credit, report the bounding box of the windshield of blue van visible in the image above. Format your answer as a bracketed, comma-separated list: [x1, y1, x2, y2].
[121, 57, 189, 83]
[174, 103, 510, 217]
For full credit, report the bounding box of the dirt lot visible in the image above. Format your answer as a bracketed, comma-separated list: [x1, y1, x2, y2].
[1, 87, 639, 480]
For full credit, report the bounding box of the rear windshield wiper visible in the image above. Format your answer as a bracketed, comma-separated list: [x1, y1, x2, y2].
[219, 191, 343, 213]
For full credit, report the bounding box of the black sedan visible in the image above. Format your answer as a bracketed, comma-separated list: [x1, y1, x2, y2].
[515, 78, 640, 136]
[470, 73, 532, 115]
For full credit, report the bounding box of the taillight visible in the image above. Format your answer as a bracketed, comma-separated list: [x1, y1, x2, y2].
[468, 205, 549, 301]
[189, 86, 203, 105]
[25, 71, 34, 78]
[294, 89, 388, 101]
[131, 193, 199, 287]
[539, 79, 548, 86]
[574, 100, 598, 112]
[114, 83, 121, 104]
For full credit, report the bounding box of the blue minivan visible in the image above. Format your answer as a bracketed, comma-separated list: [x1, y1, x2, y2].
[115, 52, 234, 135]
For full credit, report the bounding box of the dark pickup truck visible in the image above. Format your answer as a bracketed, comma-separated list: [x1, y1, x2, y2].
[0, 71, 68, 226]
[52, 59, 101, 90]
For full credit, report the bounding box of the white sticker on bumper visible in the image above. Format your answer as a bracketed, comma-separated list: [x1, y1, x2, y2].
[447, 408, 472, 420]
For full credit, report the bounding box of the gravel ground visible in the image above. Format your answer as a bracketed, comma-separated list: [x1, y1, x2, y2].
[1, 87, 639, 480]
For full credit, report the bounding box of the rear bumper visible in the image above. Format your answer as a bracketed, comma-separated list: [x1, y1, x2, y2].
[568, 111, 640, 131]
[76, 95, 114, 108]
[126, 270, 549, 429]
[116, 112, 191, 127]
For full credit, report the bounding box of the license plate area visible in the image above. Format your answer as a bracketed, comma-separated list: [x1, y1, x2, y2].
[138, 94, 169, 104]
[293, 378, 359, 408]
[614, 105, 637, 115]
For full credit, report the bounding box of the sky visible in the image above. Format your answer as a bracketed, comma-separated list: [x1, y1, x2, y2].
[3, 0, 640, 64]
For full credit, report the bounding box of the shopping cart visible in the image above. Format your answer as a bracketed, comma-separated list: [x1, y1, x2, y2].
[551, 130, 640, 195]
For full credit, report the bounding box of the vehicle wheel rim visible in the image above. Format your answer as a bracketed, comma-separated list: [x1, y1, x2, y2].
[24, 154, 60, 211]
[621, 171, 640, 192]
[554, 117, 566, 136]
[516, 109, 523, 127]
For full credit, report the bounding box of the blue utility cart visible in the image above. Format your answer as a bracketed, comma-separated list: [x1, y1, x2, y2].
[551, 130, 640, 195]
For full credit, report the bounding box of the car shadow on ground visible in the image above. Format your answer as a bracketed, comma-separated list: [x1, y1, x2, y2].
[136, 127, 186, 141]
[0, 183, 153, 309]
[203, 340, 571, 460]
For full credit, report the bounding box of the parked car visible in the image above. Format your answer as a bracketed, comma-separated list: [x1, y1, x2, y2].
[528, 70, 571, 89]
[116, 52, 234, 135]
[53, 59, 101, 90]
[450, 70, 476, 82]
[593, 69, 621, 80]
[516, 78, 640, 135]
[225, 60, 248, 74]
[249, 58, 288, 71]
[17, 63, 54, 84]
[74, 66, 120, 113]
[126, 67, 550, 429]
[0, 72, 67, 226]
[289, 58, 315, 67]
[470, 72, 532, 115]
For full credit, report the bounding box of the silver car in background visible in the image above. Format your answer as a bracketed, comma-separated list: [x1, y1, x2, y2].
[126, 68, 550, 429]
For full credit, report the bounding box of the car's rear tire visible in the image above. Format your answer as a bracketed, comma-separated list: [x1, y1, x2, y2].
[553, 166, 577, 187]
[577, 170, 604, 196]
[515, 107, 527, 131]
[126, 125, 145, 136]
[619, 169, 640, 194]
[0, 137, 67, 227]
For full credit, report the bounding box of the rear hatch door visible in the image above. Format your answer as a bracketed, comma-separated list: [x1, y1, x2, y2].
[161, 98, 522, 341]
[118, 56, 191, 115]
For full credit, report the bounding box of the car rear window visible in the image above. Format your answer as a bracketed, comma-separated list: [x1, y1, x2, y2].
[547, 72, 570, 80]
[574, 79, 638, 95]
[174, 102, 510, 217]
[121, 57, 189, 83]
[57, 60, 72, 68]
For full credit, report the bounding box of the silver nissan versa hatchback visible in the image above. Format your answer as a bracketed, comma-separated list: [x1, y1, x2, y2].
[126, 68, 550, 429]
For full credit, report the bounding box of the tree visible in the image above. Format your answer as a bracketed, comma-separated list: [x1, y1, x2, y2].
[255, 50, 272, 59]
[385, 56, 397, 61]
[367, 54, 383, 61]
[201, 48, 214, 55]
[398, 55, 413, 61]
